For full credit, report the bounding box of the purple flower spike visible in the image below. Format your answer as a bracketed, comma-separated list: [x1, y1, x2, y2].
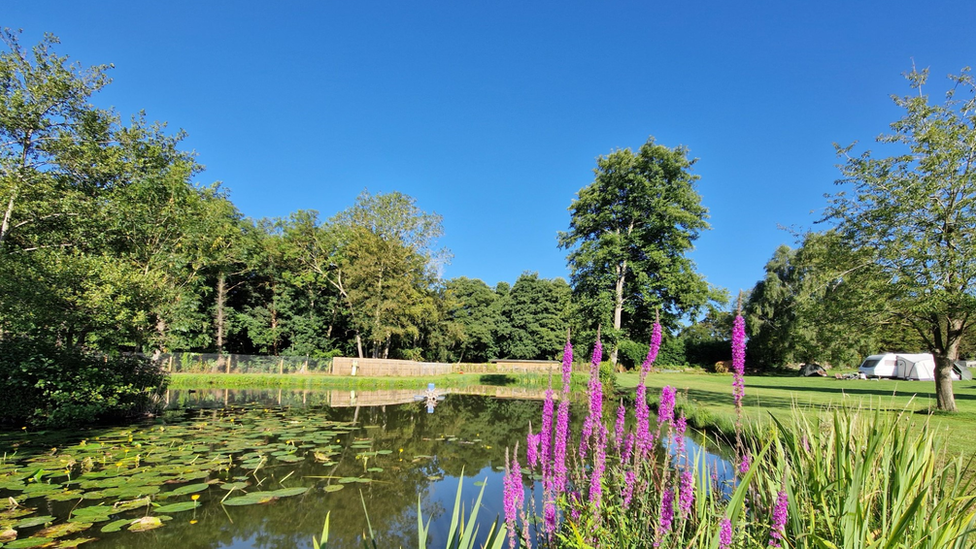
[659, 488, 675, 534]
[622, 470, 637, 508]
[719, 518, 733, 549]
[678, 469, 694, 518]
[641, 321, 663, 382]
[526, 429, 540, 470]
[658, 385, 676, 427]
[738, 451, 751, 475]
[731, 314, 747, 415]
[561, 335, 573, 392]
[614, 401, 626, 454]
[769, 490, 788, 547]
[503, 447, 524, 549]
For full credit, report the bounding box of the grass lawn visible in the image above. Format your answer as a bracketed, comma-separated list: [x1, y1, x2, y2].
[616, 371, 976, 457]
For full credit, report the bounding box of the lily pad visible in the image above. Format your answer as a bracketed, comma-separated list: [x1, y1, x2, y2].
[164, 483, 210, 497]
[36, 521, 92, 539]
[270, 487, 308, 498]
[154, 501, 201, 513]
[5, 537, 54, 548]
[221, 493, 279, 506]
[128, 516, 164, 532]
[55, 536, 96, 547]
[14, 515, 56, 528]
[100, 519, 133, 533]
[323, 485, 344, 493]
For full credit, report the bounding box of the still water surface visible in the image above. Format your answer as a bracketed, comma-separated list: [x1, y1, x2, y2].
[0, 388, 733, 549]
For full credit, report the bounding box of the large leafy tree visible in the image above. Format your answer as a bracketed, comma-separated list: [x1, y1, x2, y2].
[496, 273, 571, 360]
[826, 67, 976, 411]
[559, 136, 717, 365]
[0, 30, 207, 349]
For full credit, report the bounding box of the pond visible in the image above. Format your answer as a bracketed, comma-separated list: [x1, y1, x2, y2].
[0, 389, 734, 549]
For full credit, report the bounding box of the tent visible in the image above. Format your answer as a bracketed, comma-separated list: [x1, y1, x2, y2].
[799, 363, 827, 377]
[954, 361, 974, 381]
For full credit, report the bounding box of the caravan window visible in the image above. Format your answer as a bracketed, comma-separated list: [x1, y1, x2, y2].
[860, 358, 880, 369]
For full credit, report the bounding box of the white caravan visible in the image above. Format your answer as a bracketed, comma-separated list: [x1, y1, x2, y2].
[858, 353, 961, 381]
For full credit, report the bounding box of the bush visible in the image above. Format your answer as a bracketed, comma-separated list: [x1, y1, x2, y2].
[616, 339, 647, 370]
[0, 337, 168, 428]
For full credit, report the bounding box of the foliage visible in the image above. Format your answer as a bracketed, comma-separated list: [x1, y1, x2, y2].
[825, 66, 976, 411]
[559, 136, 723, 364]
[496, 273, 572, 360]
[0, 336, 167, 427]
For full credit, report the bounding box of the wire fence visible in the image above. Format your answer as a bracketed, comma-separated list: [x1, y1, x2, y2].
[155, 353, 331, 374]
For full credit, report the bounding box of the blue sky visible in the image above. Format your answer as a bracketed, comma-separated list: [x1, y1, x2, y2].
[7, 1, 976, 303]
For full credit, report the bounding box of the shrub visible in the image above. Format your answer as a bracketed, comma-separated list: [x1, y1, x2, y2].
[0, 336, 168, 428]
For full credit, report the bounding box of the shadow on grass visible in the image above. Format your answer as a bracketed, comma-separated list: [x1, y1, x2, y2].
[746, 381, 976, 402]
[478, 374, 518, 386]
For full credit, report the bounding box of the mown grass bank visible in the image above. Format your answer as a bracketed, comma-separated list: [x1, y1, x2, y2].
[617, 371, 976, 457]
[168, 372, 557, 391]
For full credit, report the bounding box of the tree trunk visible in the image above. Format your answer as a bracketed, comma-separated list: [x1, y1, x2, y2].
[215, 272, 226, 354]
[0, 186, 18, 248]
[934, 353, 957, 412]
[610, 259, 627, 366]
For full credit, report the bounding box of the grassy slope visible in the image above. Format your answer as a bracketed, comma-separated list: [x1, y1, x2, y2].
[616, 371, 976, 457]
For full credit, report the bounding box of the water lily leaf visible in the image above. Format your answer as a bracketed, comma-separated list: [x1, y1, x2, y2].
[270, 487, 307, 498]
[112, 497, 151, 513]
[14, 515, 56, 528]
[0, 509, 35, 522]
[337, 477, 360, 484]
[164, 483, 209, 497]
[100, 519, 133, 533]
[367, 467, 383, 473]
[375, 450, 393, 455]
[54, 536, 95, 548]
[219, 482, 248, 491]
[5, 537, 53, 548]
[323, 485, 344, 493]
[36, 521, 92, 539]
[46, 490, 84, 502]
[276, 455, 302, 463]
[127, 516, 164, 532]
[154, 501, 201, 513]
[221, 493, 278, 506]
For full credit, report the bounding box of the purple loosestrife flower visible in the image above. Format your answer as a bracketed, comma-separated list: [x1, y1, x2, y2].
[658, 385, 676, 427]
[614, 401, 626, 455]
[544, 501, 557, 534]
[580, 338, 604, 460]
[503, 447, 524, 549]
[719, 518, 733, 549]
[659, 488, 675, 534]
[622, 470, 637, 509]
[678, 469, 694, 518]
[675, 413, 687, 464]
[526, 428, 540, 470]
[635, 382, 651, 459]
[738, 451, 751, 475]
[540, 379, 554, 466]
[561, 335, 574, 392]
[641, 321, 663, 382]
[731, 314, 747, 416]
[622, 433, 634, 464]
[588, 425, 607, 511]
[769, 490, 788, 547]
[553, 399, 571, 493]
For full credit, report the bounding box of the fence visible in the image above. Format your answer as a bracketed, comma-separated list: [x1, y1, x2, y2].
[157, 354, 571, 377]
[156, 353, 332, 374]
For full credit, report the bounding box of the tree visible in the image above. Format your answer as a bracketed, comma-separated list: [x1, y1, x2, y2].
[559, 136, 718, 365]
[496, 273, 571, 360]
[826, 66, 976, 411]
